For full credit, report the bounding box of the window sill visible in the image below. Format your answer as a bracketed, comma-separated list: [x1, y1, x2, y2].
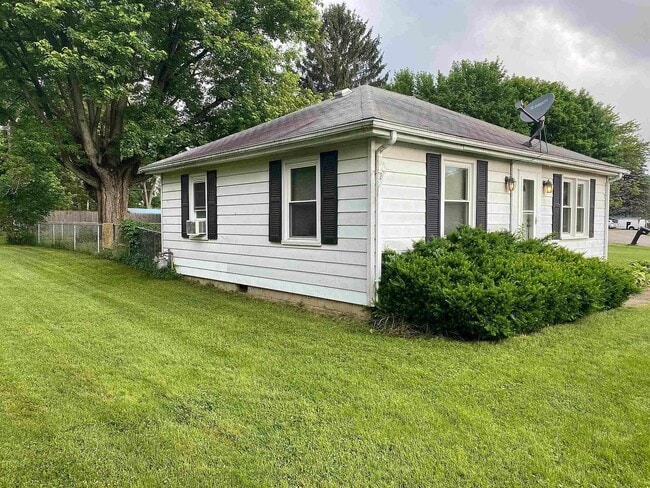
[281, 239, 321, 247]
[560, 234, 590, 240]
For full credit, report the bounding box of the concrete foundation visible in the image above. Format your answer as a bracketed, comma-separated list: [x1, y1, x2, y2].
[185, 276, 371, 320]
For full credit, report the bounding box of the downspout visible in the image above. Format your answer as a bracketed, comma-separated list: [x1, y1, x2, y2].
[509, 160, 514, 233]
[605, 172, 624, 259]
[373, 130, 398, 294]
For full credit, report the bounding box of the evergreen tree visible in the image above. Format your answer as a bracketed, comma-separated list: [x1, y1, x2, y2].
[300, 3, 387, 93]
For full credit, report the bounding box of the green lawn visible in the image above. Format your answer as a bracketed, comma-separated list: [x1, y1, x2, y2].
[608, 243, 650, 266]
[0, 245, 648, 486]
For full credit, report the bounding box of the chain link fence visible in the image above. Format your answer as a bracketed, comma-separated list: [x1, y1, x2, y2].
[36, 222, 104, 253]
[117, 222, 164, 267]
[34, 222, 162, 259]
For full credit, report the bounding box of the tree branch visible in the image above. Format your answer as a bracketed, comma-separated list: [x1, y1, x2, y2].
[68, 74, 100, 168]
[59, 155, 100, 188]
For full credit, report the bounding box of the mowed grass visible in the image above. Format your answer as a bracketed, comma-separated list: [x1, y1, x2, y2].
[0, 245, 648, 487]
[608, 243, 650, 266]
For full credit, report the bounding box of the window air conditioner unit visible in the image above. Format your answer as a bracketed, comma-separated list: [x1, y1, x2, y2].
[186, 219, 206, 236]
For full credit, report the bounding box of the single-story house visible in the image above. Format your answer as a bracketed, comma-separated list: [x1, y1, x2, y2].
[142, 85, 625, 312]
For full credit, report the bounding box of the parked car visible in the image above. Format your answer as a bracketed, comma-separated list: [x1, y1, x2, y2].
[609, 217, 647, 230]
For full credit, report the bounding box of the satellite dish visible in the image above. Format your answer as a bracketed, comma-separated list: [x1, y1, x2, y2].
[514, 93, 555, 151]
[516, 93, 555, 123]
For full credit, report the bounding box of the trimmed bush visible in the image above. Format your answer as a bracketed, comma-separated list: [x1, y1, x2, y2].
[375, 227, 638, 340]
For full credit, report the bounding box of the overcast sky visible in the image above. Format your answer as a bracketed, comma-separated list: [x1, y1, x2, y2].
[323, 0, 650, 145]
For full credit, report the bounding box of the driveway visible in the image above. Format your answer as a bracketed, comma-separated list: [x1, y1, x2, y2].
[609, 229, 650, 246]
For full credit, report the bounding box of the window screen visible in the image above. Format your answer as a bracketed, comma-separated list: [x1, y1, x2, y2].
[289, 166, 317, 238]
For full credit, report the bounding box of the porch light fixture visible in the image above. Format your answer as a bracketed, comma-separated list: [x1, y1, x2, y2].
[505, 176, 516, 192]
[542, 179, 554, 194]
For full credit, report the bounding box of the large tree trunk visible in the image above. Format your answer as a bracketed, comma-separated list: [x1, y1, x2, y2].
[96, 169, 132, 248]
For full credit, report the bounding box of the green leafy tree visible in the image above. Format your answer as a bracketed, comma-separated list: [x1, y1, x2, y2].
[387, 68, 415, 96]
[211, 69, 322, 140]
[300, 3, 387, 93]
[129, 176, 160, 209]
[608, 119, 650, 217]
[0, 118, 65, 242]
[56, 168, 98, 211]
[386, 68, 435, 100]
[0, 0, 319, 233]
[431, 59, 521, 130]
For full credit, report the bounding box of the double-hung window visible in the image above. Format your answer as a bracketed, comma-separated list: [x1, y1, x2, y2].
[443, 162, 473, 235]
[576, 181, 586, 234]
[284, 161, 320, 242]
[562, 180, 572, 234]
[189, 176, 207, 236]
[562, 177, 588, 237]
[192, 180, 206, 220]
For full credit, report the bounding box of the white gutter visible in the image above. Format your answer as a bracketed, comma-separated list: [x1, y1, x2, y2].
[508, 160, 514, 233]
[373, 130, 398, 294]
[371, 122, 626, 176]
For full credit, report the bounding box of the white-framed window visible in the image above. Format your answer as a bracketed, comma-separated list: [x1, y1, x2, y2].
[442, 161, 474, 235]
[283, 160, 320, 244]
[189, 174, 207, 237]
[562, 177, 588, 237]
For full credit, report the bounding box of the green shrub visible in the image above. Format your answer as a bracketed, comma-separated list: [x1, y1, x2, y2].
[5, 225, 36, 245]
[628, 261, 650, 288]
[375, 227, 638, 340]
[115, 220, 176, 279]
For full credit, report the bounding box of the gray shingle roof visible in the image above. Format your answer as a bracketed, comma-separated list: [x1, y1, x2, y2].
[144, 85, 621, 172]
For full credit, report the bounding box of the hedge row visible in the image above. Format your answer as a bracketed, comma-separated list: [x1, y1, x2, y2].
[374, 227, 638, 340]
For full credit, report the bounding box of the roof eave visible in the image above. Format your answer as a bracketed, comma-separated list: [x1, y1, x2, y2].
[142, 117, 628, 178]
[371, 121, 627, 177]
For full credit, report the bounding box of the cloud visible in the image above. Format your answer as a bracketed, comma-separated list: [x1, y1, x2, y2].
[320, 0, 650, 143]
[471, 5, 650, 141]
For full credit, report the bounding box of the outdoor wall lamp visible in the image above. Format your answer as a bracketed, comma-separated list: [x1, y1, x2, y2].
[542, 179, 554, 194]
[505, 176, 516, 192]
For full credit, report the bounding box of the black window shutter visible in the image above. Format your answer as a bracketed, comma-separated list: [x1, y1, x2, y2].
[320, 151, 338, 245]
[180, 174, 189, 239]
[425, 153, 442, 239]
[269, 160, 282, 242]
[207, 170, 218, 240]
[552, 173, 563, 238]
[589, 178, 596, 238]
[476, 160, 488, 230]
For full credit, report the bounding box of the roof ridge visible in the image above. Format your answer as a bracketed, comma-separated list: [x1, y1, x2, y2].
[359, 84, 381, 120]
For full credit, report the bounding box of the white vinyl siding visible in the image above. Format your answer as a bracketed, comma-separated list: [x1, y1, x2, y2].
[378, 143, 510, 251]
[161, 142, 369, 305]
[376, 143, 607, 259]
